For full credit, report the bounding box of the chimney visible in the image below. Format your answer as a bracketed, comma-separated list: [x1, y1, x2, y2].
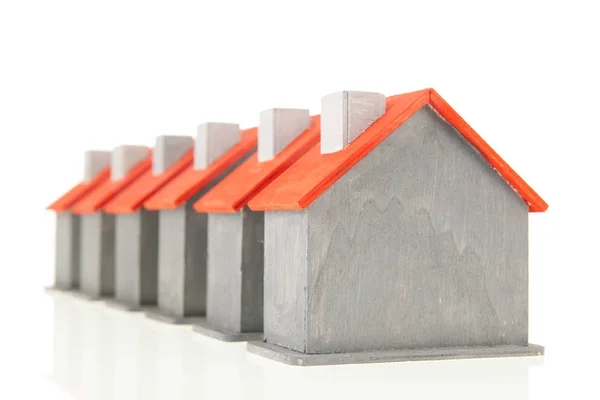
[259, 108, 310, 162]
[320, 91, 385, 154]
[195, 122, 241, 170]
[84, 151, 111, 182]
[111, 145, 150, 180]
[153, 136, 194, 175]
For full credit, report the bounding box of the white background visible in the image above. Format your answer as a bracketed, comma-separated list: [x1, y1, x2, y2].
[0, 0, 598, 398]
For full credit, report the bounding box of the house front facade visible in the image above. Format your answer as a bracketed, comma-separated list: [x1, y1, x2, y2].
[248, 89, 548, 365]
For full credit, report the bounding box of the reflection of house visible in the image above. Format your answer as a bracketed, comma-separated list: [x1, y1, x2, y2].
[144, 124, 256, 324]
[104, 136, 193, 310]
[247, 89, 548, 365]
[47, 151, 111, 291]
[71, 146, 152, 299]
[193, 108, 320, 341]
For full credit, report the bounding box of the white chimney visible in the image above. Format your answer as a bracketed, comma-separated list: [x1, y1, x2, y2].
[194, 123, 241, 170]
[259, 108, 310, 162]
[153, 135, 194, 175]
[320, 91, 385, 154]
[111, 145, 149, 181]
[84, 151, 111, 182]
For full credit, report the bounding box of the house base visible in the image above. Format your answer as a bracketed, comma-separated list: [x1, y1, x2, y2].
[246, 341, 545, 367]
[44, 286, 104, 301]
[145, 309, 204, 325]
[192, 319, 263, 342]
[104, 299, 157, 313]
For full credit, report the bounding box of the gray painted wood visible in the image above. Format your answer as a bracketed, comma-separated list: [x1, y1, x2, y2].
[264, 210, 308, 352]
[263, 105, 529, 354]
[153, 136, 193, 175]
[54, 212, 80, 289]
[320, 91, 385, 154]
[247, 341, 543, 367]
[84, 151, 111, 182]
[194, 123, 240, 170]
[155, 149, 256, 320]
[111, 145, 149, 180]
[205, 207, 264, 335]
[79, 212, 116, 298]
[114, 209, 159, 309]
[258, 108, 309, 162]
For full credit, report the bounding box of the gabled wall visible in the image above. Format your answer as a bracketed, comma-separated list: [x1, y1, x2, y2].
[264, 105, 529, 354]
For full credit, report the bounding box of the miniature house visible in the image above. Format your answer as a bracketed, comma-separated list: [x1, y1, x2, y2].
[72, 146, 152, 299]
[143, 124, 257, 324]
[192, 109, 320, 341]
[47, 151, 111, 291]
[104, 136, 194, 310]
[247, 89, 548, 366]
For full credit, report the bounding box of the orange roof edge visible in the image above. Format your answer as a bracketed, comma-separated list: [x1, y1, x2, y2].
[104, 149, 194, 214]
[248, 88, 548, 213]
[47, 167, 111, 212]
[71, 152, 153, 215]
[194, 116, 322, 214]
[143, 127, 258, 211]
[427, 89, 548, 212]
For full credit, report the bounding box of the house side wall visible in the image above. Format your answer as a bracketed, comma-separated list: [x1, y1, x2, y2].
[182, 148, 257, 317]
[207, 212, 244, 331]
[183, 197, 209, 316]
[115, 212, 142, 305]
[305, 105, 529, 353]
[158, 207, 186, 316]
[264, 210, 308, 352]
[99, 212, 116, 296]
[80, 212, 115, 297]
[240, 207, 264, 332]
[55, 212, 80, 289]
[140, 209, 159, 305]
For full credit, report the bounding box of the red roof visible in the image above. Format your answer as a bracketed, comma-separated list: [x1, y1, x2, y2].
[194, 117, 320, 213]
[71, 151, 153, 215]
[47, 168, 111, 212]
[104, 149, 193, 214]
[248, 88, 548, 213]
[144, 128, 257, 210]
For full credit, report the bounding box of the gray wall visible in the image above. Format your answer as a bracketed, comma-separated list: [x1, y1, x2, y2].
[115, 209, 158, 307]
[55, 212, 80, 289]
[206, 207, 264, 333]
[80, 212, 116, 298]
[264, 210, 308, 352]
[156, 149, 256, 319]
[264, 105, 529, 354]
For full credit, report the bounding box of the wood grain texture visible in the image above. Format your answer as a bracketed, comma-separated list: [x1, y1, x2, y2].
[114, 209, 158, 308]
[264, 105, 529, 354]
[264, 210, 308, 352]
[79, 212, 116, 298]
[206, 207, 264, 334]
[54, 212, 80, 289]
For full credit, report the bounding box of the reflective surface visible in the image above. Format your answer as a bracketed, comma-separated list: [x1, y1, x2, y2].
[45, 293, 544, 400]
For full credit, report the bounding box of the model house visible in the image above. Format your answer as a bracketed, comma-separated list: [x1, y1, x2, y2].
[193, 109, 320, 341]
[247, 88, 548, 366]
[47, 151, 111, 291]
[143, 124, 257, 324]
[104, 136, 194, 310]
[71, 146, 152, 299]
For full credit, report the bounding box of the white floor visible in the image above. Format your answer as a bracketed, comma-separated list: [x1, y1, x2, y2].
[0, 290, 596, 400]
